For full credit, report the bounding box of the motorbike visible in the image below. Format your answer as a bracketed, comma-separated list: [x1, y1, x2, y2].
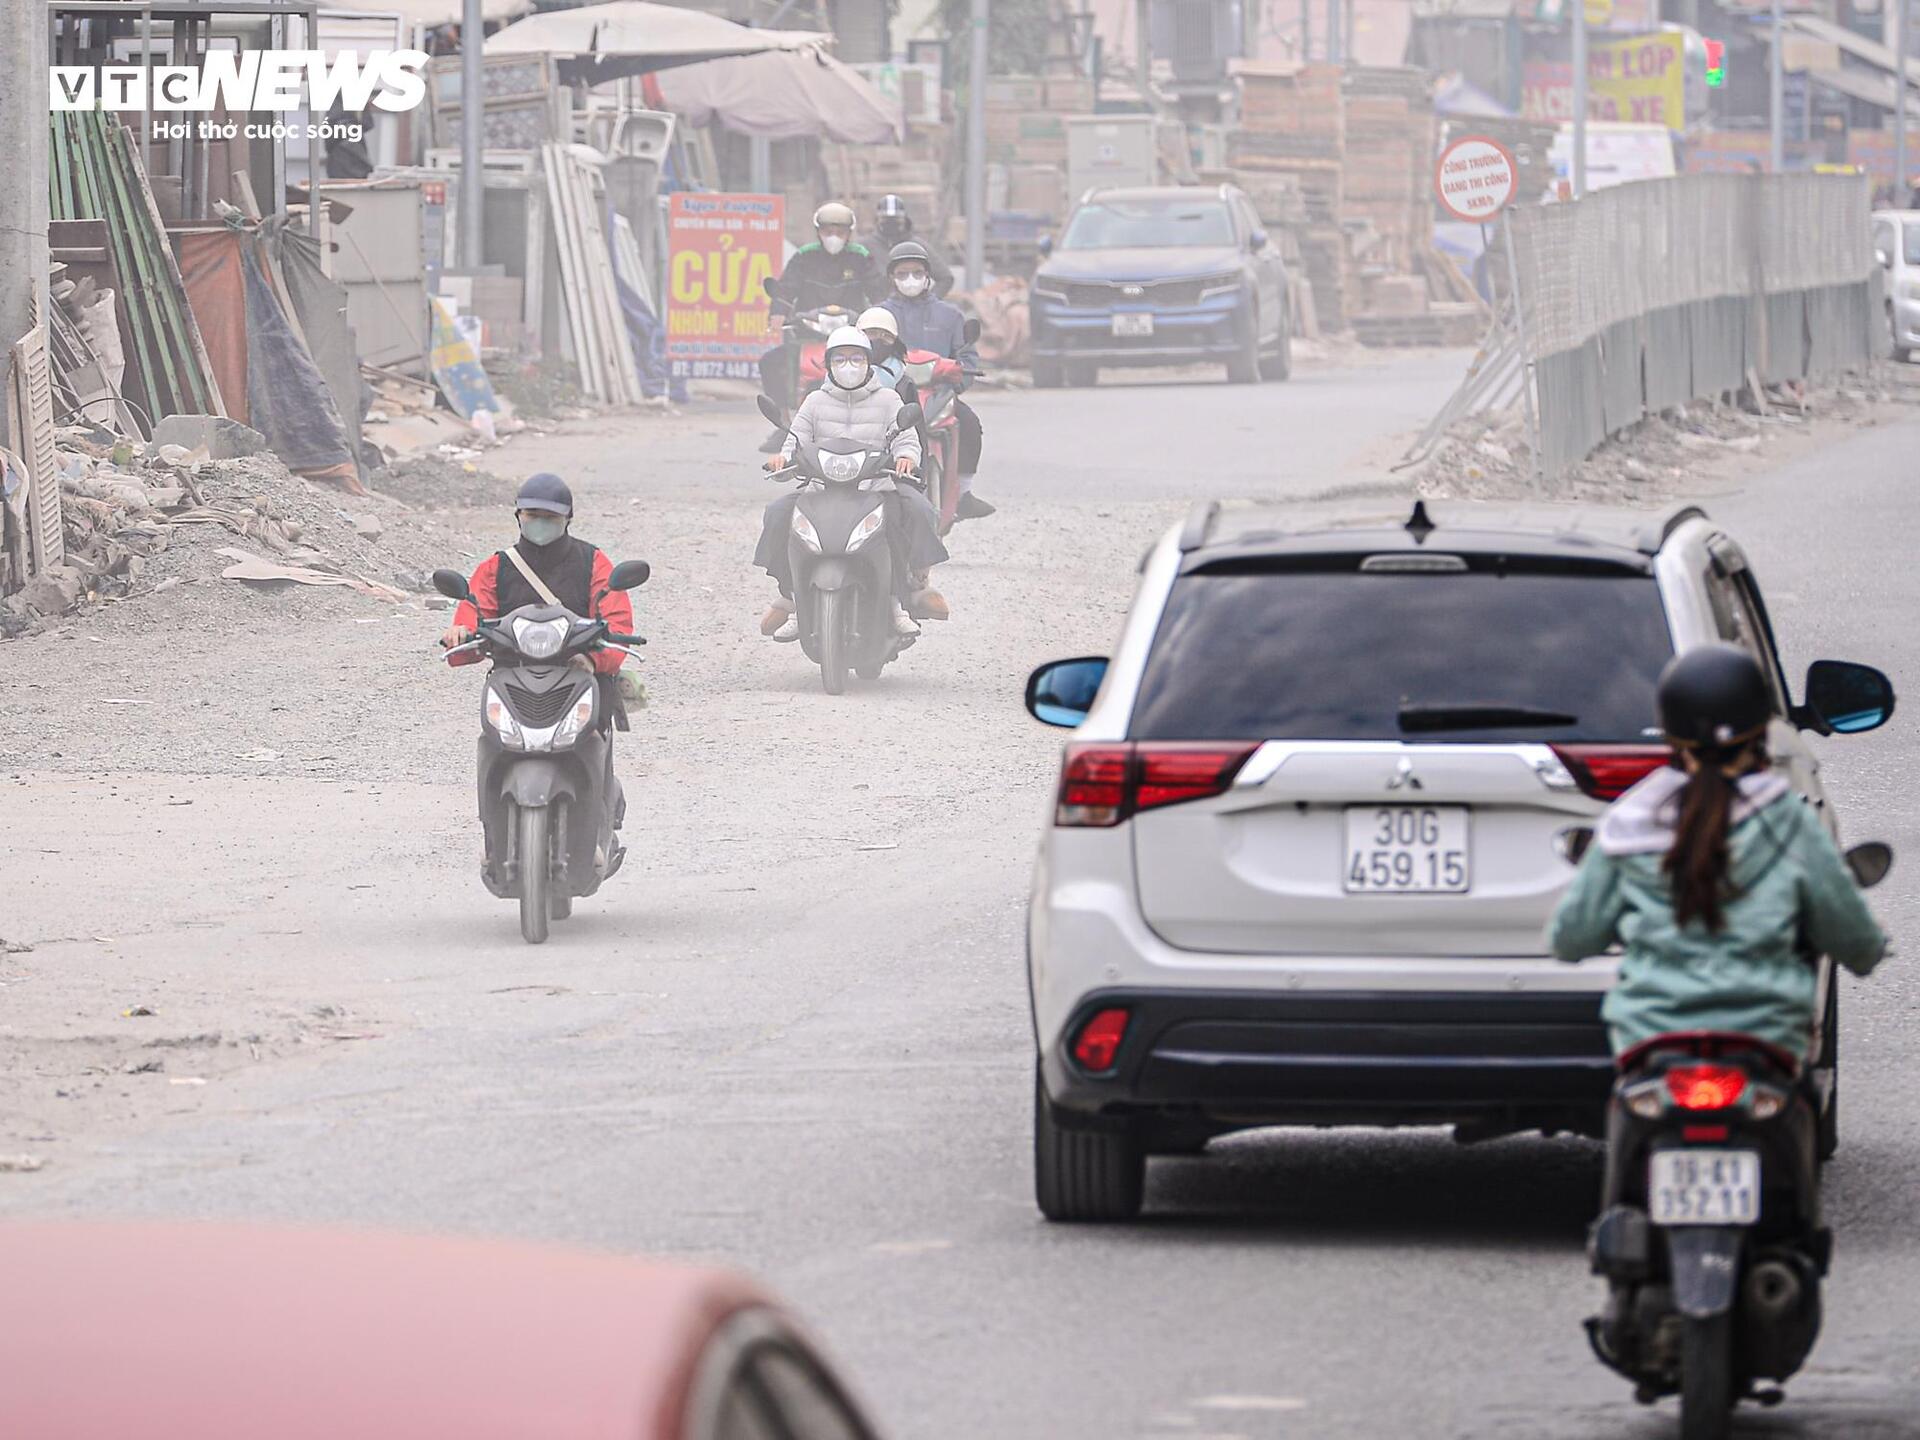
[896, 349, 969, 534]
[762, 276, 856, 410]
[432, 561, 650, 944]
[756, 393, 924, 696]
[1583, 841, 1892, 1440]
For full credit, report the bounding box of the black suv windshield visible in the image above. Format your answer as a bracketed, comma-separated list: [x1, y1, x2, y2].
[1130, 560, 1674, 743]
[1062, 200, 1235, 249]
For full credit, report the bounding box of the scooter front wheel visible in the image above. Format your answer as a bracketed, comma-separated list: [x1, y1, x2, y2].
[517, 804, 552, 945]
[1679, 1312, 1735, 1440]
[816, 589, 849, 695]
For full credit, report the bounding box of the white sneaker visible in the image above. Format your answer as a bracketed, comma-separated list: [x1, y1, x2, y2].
[890, 602, 921, 637]
[773, 614, 800, 642]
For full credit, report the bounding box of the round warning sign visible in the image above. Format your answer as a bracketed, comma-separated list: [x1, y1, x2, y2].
[1434, 136, 1520, 223]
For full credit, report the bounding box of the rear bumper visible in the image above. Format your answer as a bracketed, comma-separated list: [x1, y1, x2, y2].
[1041, 988, 1614, 1133]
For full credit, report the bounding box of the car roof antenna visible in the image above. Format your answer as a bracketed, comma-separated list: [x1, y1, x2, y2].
[1405, 499, 1436, 543]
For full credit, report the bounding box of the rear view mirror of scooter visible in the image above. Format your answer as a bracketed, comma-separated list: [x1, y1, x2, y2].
[756, 393, 790, 431]
[1845, 842, 1892, 888]
[895, 402, 924, 431]
[432, 568, 472, 603]
[962, 317, 983, 346]
[607, 560, 651, 591]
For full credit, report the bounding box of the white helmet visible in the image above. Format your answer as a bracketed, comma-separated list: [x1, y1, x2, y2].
[824, 325, 872, 358]
[813, 201, 856, 229]
[856, 306, 898, 339]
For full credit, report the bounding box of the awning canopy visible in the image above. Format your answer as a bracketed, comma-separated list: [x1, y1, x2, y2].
[1806, 65, 1920, 121]
[486, 1, 826, 83]
[645, 46, 901, 144]
[321, 0, 530, 28]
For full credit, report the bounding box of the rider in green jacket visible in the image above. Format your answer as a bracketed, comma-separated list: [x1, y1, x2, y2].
[1550, 644, 1886, 1059]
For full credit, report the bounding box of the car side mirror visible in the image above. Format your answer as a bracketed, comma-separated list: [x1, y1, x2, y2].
[895, 401, 924, 430]
[1250, 227, 1270, 251]
[1875, 248, 1891, 268]
[1797, 659, 1895, 735]
[963, 317, 982, 346]
[1845, 841, 1893, 889]
[1037, 234, 1054, 257]
[1026, 656, 1108, 728]
[607, 560, 650, 591]
[432, 567, 472, 603]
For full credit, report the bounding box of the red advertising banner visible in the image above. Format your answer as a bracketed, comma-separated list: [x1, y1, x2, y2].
[666, 193, 785, 381]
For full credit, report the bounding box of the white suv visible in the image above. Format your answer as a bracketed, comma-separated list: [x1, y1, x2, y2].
[1023, 500, 1896, 1221]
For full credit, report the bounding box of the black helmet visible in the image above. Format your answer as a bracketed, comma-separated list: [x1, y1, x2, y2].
[875, 194, 913, 242]
[514, 472, 573, 517]
[1657, 643, 1772, 749]
[887, 238, 933, 272]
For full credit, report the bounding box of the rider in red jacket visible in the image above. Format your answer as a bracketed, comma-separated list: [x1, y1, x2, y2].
[440, 473, 632, 674]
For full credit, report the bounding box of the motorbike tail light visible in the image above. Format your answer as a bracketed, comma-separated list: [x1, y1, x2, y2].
[1054, 743, 1258, 827]
[1665, 1064, 1747, 1111]
[1550, 744, 1672, 801]
[1072, 1007, 1130, 1073]
[1134, 743, 1260, 813]
[1056, 744, 1132, 827]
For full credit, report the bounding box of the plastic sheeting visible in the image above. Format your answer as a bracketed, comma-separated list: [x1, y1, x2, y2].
[241, 244, 355, 479]
[270, 224, 369, 479]
[174, 230, 250, 426]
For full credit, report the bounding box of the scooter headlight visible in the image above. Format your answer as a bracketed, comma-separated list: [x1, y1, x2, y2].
[791, 509, 823, 553]
[819, 450, 867, 483]
[553, 686, 596, 745]
[484, 685, 525, 748]
[512, 617, 569, 660]
[846, 503, 886, 552]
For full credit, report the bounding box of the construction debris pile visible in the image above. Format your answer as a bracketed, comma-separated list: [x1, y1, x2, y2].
[1, 423, 460, 636]
[1228, 62, 1486, 346]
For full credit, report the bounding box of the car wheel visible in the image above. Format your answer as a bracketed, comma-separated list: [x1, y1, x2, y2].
[1227, 310, 1260, 384]
[1033, 1065, 1145, 1222]
[1815, 982, 1839, 1164]
[1259, 319, 1292, 382]
[1032, 357, 1064, 389]
[1066, 361, 1099, 387]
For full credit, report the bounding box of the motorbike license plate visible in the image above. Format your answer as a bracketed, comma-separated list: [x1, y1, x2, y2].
[1649, 1150, 1761, 1226]
[1343, 806, 1470, 893]
[1111, 313, 1155, 337]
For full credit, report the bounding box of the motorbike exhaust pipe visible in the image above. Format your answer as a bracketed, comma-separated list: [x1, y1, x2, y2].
[1745, 1258, 1804, 1321]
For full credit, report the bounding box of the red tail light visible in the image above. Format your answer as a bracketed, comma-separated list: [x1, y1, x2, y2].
[1552, 744, 1672, 801]
[1666, 1064, 1747, 1111]
[1072, 1007, 1130, 1072]
[1054, 743, 1258, 827]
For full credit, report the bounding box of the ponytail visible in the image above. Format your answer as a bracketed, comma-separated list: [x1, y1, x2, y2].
[1662, 740, 1765, 931]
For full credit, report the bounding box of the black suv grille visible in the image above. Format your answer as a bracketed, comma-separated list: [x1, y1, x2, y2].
[504, 681, 578, 727]
[1062, 278, 1212, 309]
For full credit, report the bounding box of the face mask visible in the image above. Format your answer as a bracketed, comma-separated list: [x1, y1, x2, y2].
[821, 234, 847, 256]
[894, 272, 929, 298]
[518, 515, 567, 547]
[829, 357, 871, 389]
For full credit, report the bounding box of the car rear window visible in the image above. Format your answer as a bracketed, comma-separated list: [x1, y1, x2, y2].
[1129, 559, 1674, 743]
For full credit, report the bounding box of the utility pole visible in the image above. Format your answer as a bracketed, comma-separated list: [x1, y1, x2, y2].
[965, 0, 989, 288]
[1572, 0, 1588, 196]
[1326, 0, 1341, 64]
[0, 0, 51, 450]
[459, 0, 485, 268]
[1896, 0, 1909, 203]
[1769, 0, 1785, 173]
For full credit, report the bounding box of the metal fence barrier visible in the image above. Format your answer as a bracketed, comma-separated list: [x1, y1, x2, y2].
[1507, 174, 1878, 474]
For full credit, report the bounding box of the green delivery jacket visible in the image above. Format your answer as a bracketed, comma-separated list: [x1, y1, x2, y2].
[1548, 768, 1887, 1059]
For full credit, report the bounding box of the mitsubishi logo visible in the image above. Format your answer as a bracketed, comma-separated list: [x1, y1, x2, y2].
[1121, 284, 1145, 297]
[1386, 757, 1424, 791]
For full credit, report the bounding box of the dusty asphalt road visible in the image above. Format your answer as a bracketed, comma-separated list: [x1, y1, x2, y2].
[3, 348, 1917, 1440]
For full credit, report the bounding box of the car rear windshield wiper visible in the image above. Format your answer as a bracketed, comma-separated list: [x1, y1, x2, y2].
[1397, 702, 1579, 732]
